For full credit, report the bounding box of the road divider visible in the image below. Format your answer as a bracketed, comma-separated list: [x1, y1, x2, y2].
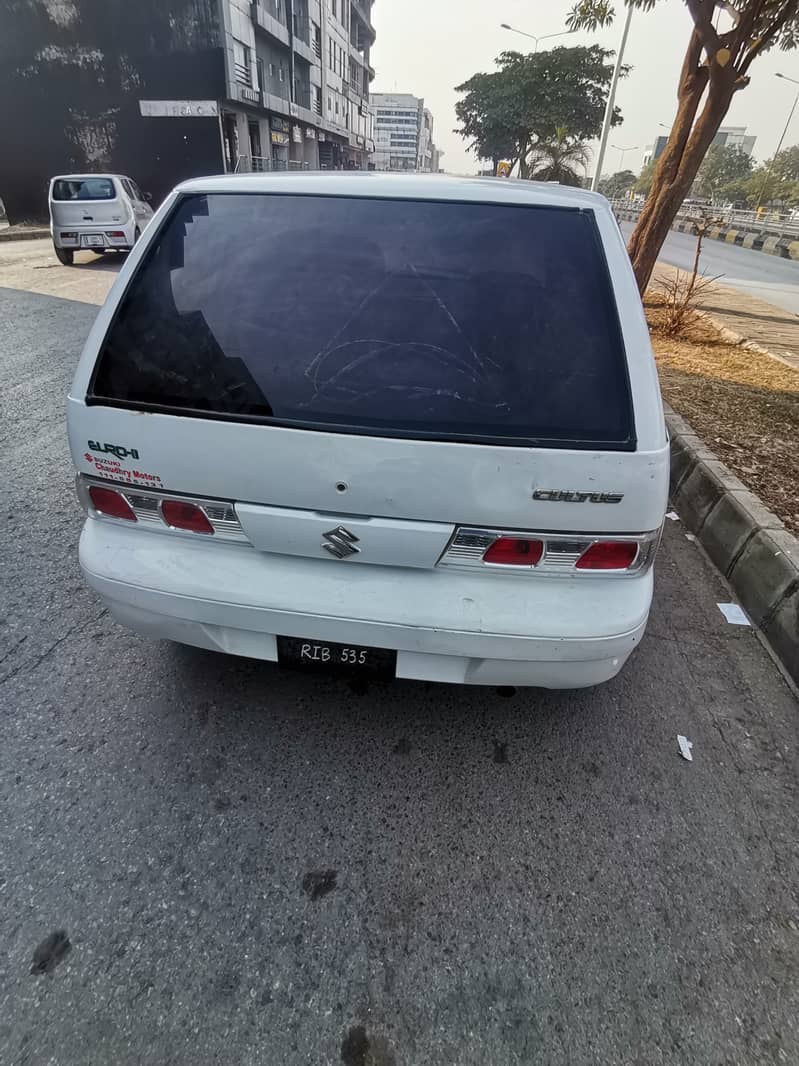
[615, 207, 799, 260]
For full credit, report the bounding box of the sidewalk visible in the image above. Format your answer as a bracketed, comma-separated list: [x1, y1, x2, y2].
[651, 263, 799, 370]
[0, 223, 50, 243]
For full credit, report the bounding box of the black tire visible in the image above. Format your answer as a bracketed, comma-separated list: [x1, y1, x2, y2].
[134, 227, 141, 243]
[54, 246, 74, 266]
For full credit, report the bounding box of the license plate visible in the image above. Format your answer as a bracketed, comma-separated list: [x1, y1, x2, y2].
[277, 636, 396, 678]
[81, 234, 104, 247]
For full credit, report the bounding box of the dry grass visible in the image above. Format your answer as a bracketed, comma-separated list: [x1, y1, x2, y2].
[648, 314, 799, 536]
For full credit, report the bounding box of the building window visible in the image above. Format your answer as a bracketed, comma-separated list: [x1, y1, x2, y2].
[332, 0, 337, 17]
[268, 62, 275, 77]
[233, 40, 252, 87]
[278, 65, 285, 82]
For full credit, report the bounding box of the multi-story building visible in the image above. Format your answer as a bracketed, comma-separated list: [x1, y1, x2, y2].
[643, 125, 756, 167]
[371, 93, 440, 173]
[0, 0, 376, 223]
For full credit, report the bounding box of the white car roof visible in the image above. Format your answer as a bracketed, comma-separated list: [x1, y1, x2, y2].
[173, 171, 611, 211]
[50, 174, 126, 182]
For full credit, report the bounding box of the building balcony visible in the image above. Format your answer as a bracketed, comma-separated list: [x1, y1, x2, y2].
[350, 0, 376, 42]
[251, 1, 290, 47]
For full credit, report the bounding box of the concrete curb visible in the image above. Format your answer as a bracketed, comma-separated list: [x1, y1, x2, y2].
[666, 405, 799, 687]
[0, 227, 50, 243]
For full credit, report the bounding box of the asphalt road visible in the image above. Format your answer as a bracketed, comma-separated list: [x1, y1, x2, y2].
[2, 254, 799, 1066]
[620, 220, 799, 316]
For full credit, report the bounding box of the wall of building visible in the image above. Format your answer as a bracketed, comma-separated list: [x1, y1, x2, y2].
[0, 0, 227, 222]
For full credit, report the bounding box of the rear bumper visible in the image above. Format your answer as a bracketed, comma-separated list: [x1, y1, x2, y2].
[79, 519, 654, 688]
[52, 222, 135, 249]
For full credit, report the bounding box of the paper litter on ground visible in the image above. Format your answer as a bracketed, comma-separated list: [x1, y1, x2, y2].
[666, 511, 680, 521]
[685, 533, 697, 542]
[677, 735, 693, 762]
[717, 602, 751, 626]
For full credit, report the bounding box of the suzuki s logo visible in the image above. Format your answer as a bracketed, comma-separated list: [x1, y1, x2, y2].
[533, 489, 625, 504]
[88, 440, 140, 461]
[321, 526, 361, 559]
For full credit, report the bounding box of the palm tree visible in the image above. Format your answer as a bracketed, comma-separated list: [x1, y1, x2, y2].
[527, 127, 591, 187]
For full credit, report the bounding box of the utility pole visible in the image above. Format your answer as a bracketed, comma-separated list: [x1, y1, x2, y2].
[591, 3, 633, 192]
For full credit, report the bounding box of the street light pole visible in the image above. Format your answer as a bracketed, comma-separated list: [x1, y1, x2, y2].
[612, 144, 638, 171]
[591, 3, 633, 192]
[755, 73, 799, 211]
[499, 23, 574, 53]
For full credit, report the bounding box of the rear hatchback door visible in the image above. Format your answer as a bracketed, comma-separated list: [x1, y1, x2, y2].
[69, 181, 668, 566]
[50, 176, 124, 226]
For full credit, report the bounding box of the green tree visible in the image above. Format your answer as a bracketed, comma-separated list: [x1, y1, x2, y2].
[695, 144, 753, 199]
[568, 0, 799, 294]
[528, 126, 592, 186]
[745, 168, 797, 207]
[599, 169, 637, 197]
[634, 160, 656, 197]
[770, 144, 799, 181]
[455, 45, 622, 178]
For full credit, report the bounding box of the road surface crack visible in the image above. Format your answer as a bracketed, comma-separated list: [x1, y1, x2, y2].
[0, 608, 107, 687]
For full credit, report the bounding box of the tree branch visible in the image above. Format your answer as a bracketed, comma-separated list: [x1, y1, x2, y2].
[740, 0, 796, 75]
[685, 0, 722, 57]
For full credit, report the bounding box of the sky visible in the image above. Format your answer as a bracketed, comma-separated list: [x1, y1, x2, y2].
[370, 0, 799, 178]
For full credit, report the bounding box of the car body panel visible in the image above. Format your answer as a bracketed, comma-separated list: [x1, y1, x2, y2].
[49, 173, 153, 250]
[68, 174, 669, 687]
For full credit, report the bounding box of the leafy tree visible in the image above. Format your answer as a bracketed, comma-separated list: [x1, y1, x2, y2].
[455, 45, 623, 178]
[451, 71, 520, 174]
[695, 144, 753, 199]
[744, 167, 798, 207]
[528, 126, 591, 186]
[634, 159, 656, 197]
[770, 144, 799, 181]
[568, 0, 799, 294]
[599, 169, 637, 197]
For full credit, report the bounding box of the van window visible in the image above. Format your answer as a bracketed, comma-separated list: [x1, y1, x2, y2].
[89, 193, 635, 449]
[52, 178, 116, 201]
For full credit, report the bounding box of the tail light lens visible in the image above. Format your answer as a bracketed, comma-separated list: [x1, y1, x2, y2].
[576, 541, 639, 570]
[77, 476, 248, 542]
[483, 537, 544, 566]
[440, 526, 660, 575]
[88, 485, 137, 521]
[161, 499, 214, 534]
[106, 230, 126, 238]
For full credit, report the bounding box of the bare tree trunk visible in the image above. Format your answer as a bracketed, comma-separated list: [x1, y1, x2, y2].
[626, 27, 737, 293]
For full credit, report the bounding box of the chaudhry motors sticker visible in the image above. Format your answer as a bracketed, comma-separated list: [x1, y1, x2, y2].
[88, 440, 139, 460]
[83, 452, 163, 488]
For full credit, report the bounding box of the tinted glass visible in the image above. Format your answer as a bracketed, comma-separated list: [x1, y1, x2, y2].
[90, 193, 634, 448]
[52, 178, 116, 201]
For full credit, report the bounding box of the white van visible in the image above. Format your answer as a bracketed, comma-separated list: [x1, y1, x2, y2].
[49, 174, 153, 265]
[67, 174, 669, 688]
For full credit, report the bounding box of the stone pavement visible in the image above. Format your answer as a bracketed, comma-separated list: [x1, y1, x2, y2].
[651, 263, 799, 370]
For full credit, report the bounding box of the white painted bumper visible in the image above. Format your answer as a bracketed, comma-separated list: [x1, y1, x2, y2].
[79, 520, 654, 688]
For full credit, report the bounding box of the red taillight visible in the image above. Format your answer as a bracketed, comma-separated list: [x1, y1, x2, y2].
[483, 537, 544, 566]
[160, 499, 214, 534]
[106, 230, 126, 238]
[576, 541, 638, 570]
[88, 485, 137, 522]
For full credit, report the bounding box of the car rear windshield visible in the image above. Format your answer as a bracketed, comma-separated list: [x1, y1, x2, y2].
[52, 178, 116, 201]
[89, 192, 635, 449]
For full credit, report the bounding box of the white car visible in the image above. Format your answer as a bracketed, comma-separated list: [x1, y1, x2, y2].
[49, 173, 154, 265]
[67, 173, 669, 688]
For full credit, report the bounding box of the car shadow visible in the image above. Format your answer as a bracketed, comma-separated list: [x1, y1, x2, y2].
[70, 250, 128, 271]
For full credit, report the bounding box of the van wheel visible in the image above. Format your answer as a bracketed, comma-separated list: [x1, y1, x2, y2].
[54, 246, 73, 266]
